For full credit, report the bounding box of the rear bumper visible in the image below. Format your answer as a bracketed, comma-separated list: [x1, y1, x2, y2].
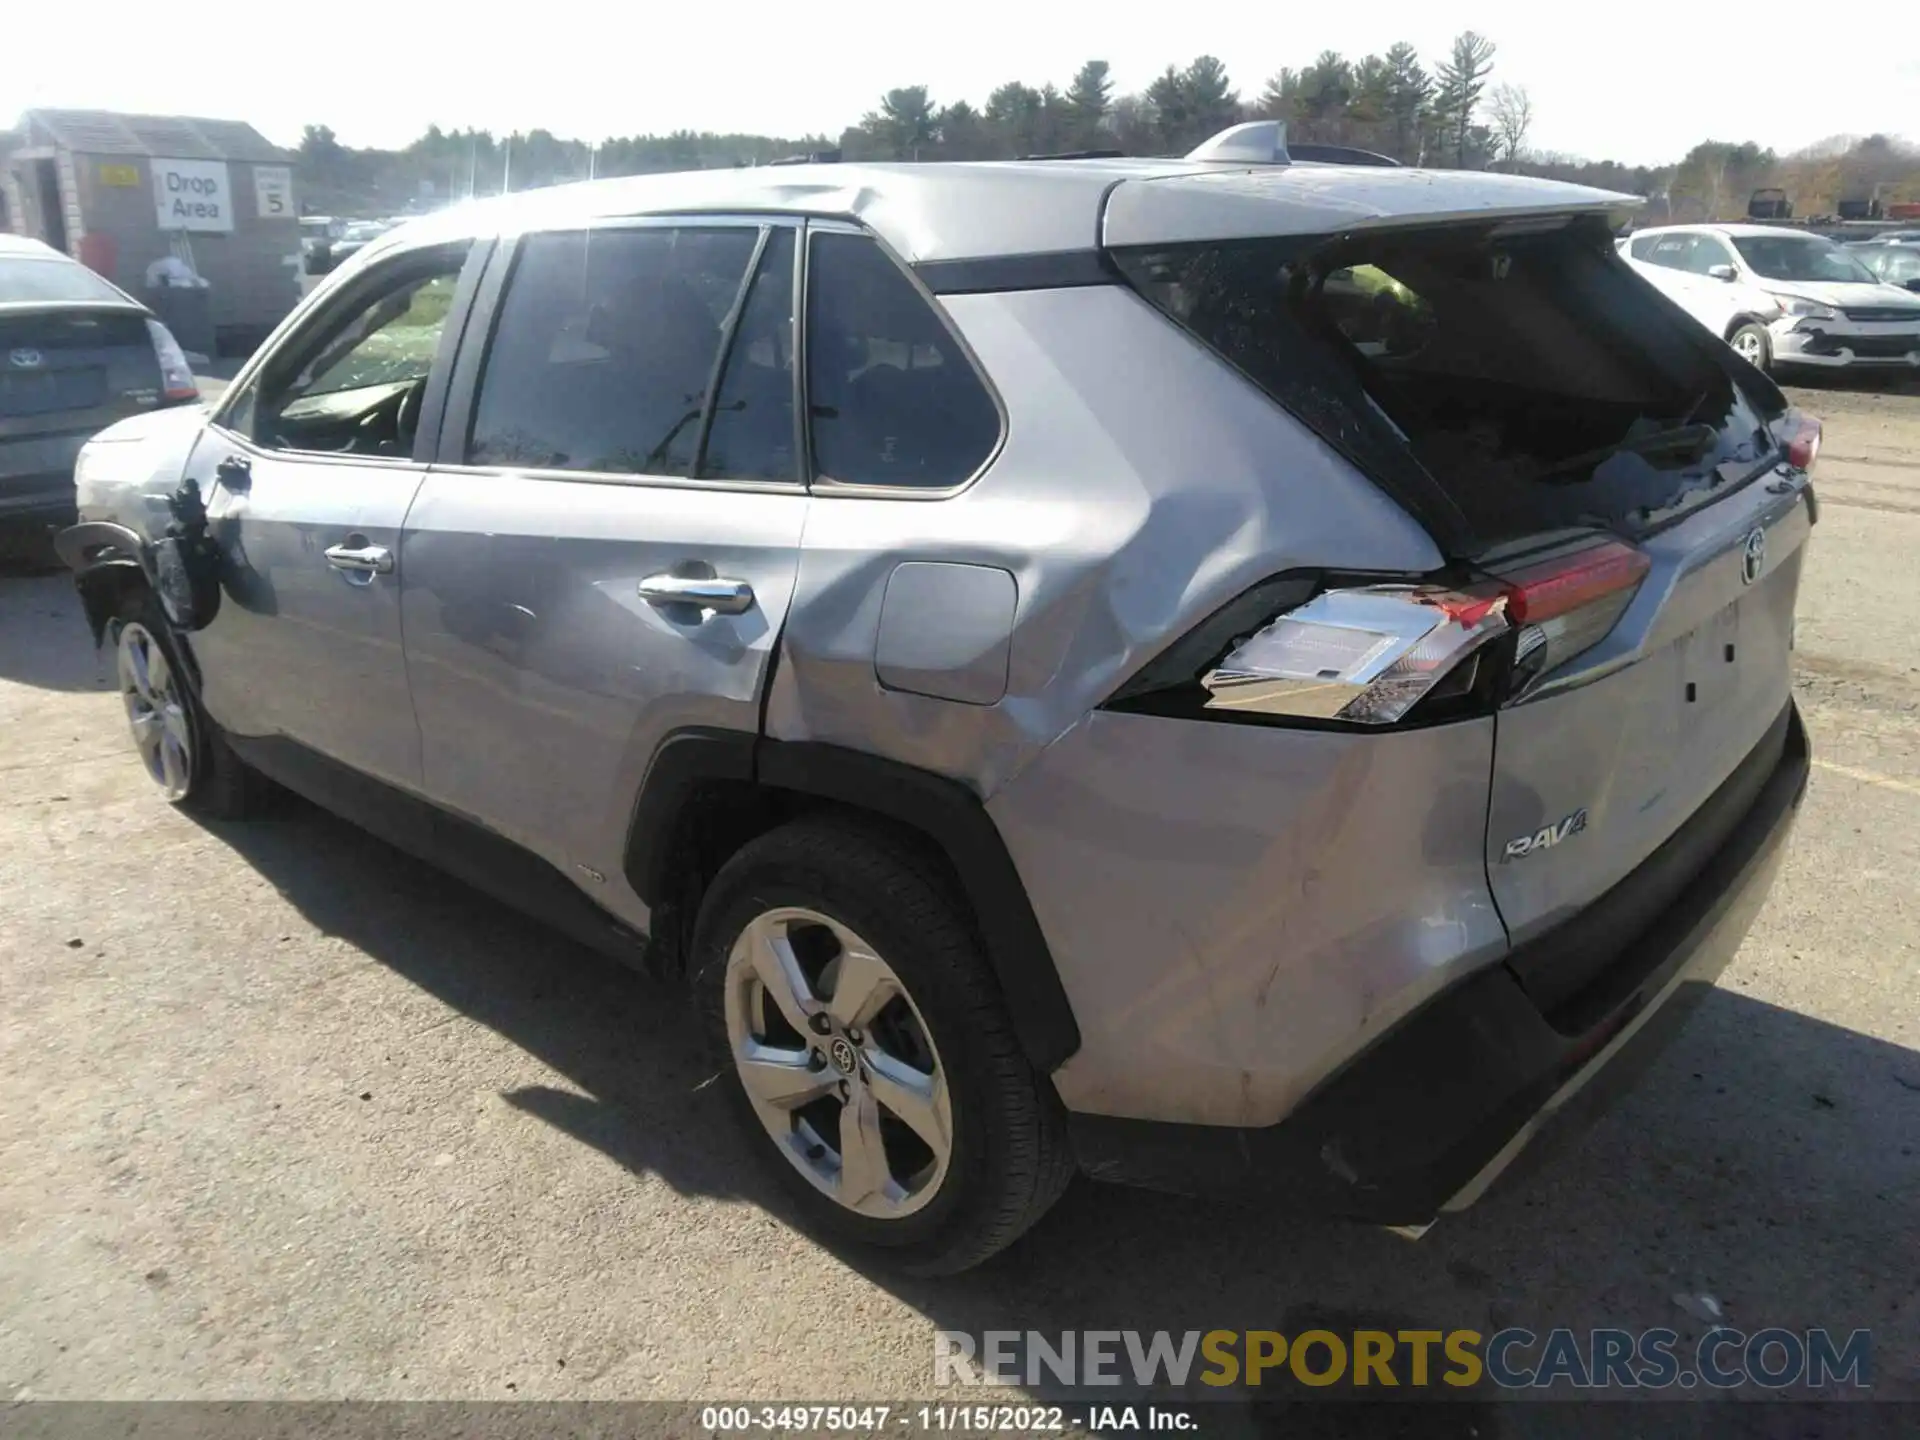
[0, 429, 88, 522]
[1068, 701, 1810, 1225]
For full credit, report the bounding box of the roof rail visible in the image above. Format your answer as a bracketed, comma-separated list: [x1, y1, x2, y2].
[768, 149, 842, 167]
[1017, 148, 1127, 161]
[1186, 120, 1290, 166]
[1288, 143, 1401, 168]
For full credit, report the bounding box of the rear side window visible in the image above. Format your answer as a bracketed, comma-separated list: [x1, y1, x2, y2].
[805, 232, 1000, 489]
[469, 226, 759, 475]
[1635, 234, 1697, 270]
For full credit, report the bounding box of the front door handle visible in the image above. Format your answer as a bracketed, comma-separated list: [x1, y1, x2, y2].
[639, 573, 755, 615]
[324, 542, 394, 575]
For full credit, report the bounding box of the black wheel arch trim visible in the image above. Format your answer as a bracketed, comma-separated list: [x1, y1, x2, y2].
[55, 520, 150, 575]
[625, 729, 1083, 1073]
[56, 521, 154, 646]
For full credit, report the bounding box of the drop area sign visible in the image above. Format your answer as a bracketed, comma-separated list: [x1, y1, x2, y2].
[152, 158, 234, 233]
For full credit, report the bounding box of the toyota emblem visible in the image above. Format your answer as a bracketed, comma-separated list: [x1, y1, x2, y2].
[1740, 528, 1767, 586]
[8, 347, 44, 369]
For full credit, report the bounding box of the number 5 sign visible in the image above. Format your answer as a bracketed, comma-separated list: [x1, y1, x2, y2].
[253, 166, 294, 220]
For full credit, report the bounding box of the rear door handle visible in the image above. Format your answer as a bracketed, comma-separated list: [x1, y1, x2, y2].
[324, 543, 394, 575]
[639, 573, 755, 615]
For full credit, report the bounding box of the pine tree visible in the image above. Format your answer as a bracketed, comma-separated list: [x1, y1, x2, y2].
[1432, 31, 1496, 168]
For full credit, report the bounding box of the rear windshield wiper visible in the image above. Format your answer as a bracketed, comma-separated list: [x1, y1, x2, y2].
[1532, 422, 1719, 483]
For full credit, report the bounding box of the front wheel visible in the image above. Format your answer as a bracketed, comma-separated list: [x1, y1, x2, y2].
[1729, 321, 1772, 372]
[691, 817, 1073, 1274]
[112, 600, 270, 819]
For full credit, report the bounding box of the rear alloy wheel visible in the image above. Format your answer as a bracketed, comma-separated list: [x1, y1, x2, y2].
[116, 620, 195, 800]
[692, 817, 1073, 1273]
[1729, 321, 1772, 371]
[725, 907, 953, 1219]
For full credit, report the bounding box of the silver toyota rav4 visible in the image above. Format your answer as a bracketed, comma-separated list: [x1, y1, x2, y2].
[59, 124, 1815, 1274]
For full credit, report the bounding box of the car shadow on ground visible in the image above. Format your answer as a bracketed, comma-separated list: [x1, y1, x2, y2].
[197, 794, 1916, 1435]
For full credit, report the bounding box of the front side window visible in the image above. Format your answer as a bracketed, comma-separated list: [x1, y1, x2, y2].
[1682, 237, 1736, 275]
[1729, 234, 1878, 285]
[468, 226, 761, 476]
[700, 228, 797, 482]
[241, 246, 467, 457]
[804, 232, 1000, 489]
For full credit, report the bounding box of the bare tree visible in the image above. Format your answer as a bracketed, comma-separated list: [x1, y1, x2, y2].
[1489, 83, 1534, 166]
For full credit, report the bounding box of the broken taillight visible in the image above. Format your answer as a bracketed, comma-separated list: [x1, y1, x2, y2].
[1780, 410, 1821, 472]
[1197, 540, 1650, 725]
[147, 319, 199, 404]
[1202, 584, 1510, 725]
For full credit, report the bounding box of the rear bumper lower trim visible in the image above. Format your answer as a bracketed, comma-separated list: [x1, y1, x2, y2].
[1067, 701, 1810, 1224]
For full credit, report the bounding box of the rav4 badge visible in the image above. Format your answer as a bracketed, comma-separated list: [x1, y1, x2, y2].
[1503, 809, 1589, 861]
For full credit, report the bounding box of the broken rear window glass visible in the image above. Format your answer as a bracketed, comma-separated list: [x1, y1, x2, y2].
[1114, 219, 1784, 549]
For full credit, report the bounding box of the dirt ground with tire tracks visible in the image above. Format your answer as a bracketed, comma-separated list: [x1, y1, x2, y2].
[1, 378, 1915, 1419]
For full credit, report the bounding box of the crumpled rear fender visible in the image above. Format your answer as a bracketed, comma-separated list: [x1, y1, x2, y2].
[54, 521, 153, 647]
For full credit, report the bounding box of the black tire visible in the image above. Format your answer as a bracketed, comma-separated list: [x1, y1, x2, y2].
[691, 815, 1074, 1274]
[1728, 321, 1772, 372]
[114, 593, 272, 821]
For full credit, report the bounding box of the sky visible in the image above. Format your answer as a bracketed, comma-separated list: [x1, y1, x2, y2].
[11, 2, 1917, 167]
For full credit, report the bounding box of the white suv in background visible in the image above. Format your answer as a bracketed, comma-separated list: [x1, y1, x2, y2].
[1624, 224, 1920, 373]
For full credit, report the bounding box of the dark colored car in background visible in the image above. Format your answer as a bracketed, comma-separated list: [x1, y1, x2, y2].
[1, 235, 199, 536]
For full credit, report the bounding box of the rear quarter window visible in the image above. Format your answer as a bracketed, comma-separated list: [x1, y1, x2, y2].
[804, 232, 1000, 490]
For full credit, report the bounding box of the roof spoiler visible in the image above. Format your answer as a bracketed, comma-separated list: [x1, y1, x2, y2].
[1186, 121, 1291, 166]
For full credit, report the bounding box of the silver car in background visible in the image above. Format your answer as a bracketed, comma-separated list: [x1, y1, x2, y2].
[59, 125, 1815, 1273]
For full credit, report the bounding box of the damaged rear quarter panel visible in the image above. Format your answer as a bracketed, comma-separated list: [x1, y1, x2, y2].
[762, 284, 1444, 799]
[987, 707, 1507, 1127]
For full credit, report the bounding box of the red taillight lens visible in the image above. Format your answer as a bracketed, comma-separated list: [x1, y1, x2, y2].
[1499, 541, 1652, 624]
[1493, 539, 1650, 694]
[1784, 412, 1821, 471]
[146, 319, 199, 403]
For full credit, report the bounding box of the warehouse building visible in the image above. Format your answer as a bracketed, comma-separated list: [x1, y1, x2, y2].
[2, 109, 303, 353]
